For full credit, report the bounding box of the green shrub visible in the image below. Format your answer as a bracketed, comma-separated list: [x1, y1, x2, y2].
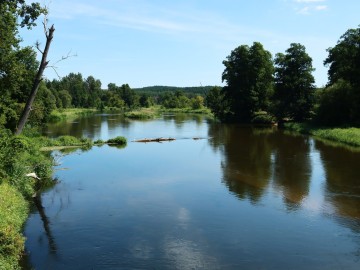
[251, 112, 275, 124]
[106, 136, 127, 146]
[94, 139, 105, 145]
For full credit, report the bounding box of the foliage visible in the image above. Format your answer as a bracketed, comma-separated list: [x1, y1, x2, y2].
[0, 183, 29, 270]
[315, 80, 358, 126]
[133, 85, 213, 96]
[0, 131, 54, 198]
[190, 95, 204, 110]
[205, 86, 228, 120]
[221, 42, 274, 122]
[273, 43, 315, 122]
[324, 26, 360, 88]
[93, 139, 105, 145]
[318, 26, 360, 126]
[106, 136, 127, 146]
[0, 0, 46, 131]
[251, 111, 275, 125]
[159, 91, 191, 109]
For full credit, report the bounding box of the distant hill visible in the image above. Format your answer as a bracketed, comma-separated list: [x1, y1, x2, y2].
[133, 85, 216, 96]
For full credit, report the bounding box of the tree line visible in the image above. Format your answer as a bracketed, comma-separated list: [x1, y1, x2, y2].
[206, 26, 360, 127]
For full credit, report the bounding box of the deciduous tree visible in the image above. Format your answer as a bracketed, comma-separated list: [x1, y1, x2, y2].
[221, 42, 273, 122]
[273, 43, 315, 122]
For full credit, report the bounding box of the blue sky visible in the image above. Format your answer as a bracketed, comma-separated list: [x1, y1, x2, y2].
[21, 0, 360, 88]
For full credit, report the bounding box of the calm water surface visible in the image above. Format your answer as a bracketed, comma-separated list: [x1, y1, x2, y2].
[25, 113, 360, 269]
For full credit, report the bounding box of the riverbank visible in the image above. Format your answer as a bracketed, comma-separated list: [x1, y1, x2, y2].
[48, 108, 98, 122]
[0, 130, 127, 269]
[284, 122, 360, 148]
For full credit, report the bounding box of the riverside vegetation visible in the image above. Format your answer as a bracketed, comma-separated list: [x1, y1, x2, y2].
[0, 129, 126, 270]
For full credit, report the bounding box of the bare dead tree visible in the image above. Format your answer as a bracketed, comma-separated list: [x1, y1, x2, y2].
[15, 22, 55, 135]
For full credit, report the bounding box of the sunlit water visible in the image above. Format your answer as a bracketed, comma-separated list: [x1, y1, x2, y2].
[24, 113, 360, 269]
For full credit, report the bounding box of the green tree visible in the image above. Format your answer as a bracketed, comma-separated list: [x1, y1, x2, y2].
[191, 95, 204, 110]
[221, 42, 273, 122]
[0, 0, 46, 131]
[321, 26, 360, 125]
[84, 75, 102, 107]
[273, 43, 315, 122]
[325, 26, 360, 87]
[205, 86, 227, 119]
[58, 90, 72, 108]
[315, 80, 354, 126]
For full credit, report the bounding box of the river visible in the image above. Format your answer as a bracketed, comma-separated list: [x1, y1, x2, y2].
[24, 113, 360, 269]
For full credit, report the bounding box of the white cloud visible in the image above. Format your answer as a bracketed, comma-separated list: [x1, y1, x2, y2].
[315, 5, 328, 10]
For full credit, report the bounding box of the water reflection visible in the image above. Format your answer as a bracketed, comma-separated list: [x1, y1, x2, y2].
[316, 141, 360, 220]
[209, 124, 273, 203]
[270, 131, 312, 209]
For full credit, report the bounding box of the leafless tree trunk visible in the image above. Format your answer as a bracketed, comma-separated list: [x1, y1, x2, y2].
[15, 24, 55, 135]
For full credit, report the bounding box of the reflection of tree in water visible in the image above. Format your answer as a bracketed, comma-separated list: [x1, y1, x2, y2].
[269, 131, 312, 210]
[209, 125, 313, 207]
[208, 124, 273, 204]
[316, 141, 360, 220]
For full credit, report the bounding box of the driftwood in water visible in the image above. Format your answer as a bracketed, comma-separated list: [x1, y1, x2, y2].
[133, 137, 176, 143]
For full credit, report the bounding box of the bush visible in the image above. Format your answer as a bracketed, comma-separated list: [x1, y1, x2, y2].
[93, 139, 105, 145]
[251, 112, 275, 124]
[106, 136, 127, 146]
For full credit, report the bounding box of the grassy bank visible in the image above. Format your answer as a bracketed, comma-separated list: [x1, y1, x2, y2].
[48, 108, 98, 123]
[0, 130, 127, 269]
[0, 183, 28, 270]
[284, 123, 360, 147]
[0, 130, 55, 270]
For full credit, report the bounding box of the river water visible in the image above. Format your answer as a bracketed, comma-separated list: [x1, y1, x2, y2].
[24, 113, 360, 269]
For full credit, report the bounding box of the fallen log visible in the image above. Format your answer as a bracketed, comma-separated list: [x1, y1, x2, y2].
[133, 137, 176, 143]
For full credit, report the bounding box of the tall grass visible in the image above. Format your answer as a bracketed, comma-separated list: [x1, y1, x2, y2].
[124, 107, 160, 119]
[0, 183, 28, 270]
[48, 108, 97, 123]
